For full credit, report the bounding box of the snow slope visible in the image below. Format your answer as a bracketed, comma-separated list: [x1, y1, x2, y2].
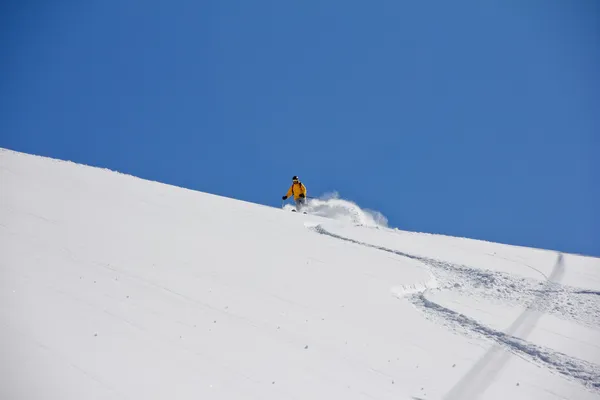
[1, 148, 599, 400]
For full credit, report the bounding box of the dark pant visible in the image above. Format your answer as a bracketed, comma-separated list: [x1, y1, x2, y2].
[295, 197, 306, 211]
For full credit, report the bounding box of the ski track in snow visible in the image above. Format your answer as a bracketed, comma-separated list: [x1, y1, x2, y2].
[310, 224, 600, 393]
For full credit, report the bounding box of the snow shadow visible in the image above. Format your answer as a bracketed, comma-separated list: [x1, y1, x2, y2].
[311, 225, 600, 394]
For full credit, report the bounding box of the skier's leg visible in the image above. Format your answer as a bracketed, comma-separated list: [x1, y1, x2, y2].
[301, 197, 308, 213]
[296, 198, 306, 212]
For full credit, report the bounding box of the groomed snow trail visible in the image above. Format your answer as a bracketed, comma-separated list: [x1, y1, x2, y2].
[310, 224, 600, 394]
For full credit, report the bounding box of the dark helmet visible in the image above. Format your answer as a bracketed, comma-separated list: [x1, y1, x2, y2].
[292, 176, 299, 181]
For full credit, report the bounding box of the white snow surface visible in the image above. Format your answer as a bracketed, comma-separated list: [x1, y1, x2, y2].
[1, 148, 599, 400]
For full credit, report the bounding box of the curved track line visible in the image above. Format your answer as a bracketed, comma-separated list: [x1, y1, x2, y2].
[310, 224, 600, 394]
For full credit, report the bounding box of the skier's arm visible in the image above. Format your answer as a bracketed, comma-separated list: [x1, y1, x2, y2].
[282, 185, 294, 200]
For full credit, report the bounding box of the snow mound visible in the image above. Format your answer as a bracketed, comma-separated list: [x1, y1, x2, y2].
[286, 192, 388, 228]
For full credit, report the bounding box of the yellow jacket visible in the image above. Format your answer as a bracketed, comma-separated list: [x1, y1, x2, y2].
[285, 182, 307, 200]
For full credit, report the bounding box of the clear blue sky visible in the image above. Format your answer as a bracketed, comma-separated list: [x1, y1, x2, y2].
[2, 1, 599, 256]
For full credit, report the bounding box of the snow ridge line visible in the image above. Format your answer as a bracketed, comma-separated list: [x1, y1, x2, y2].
[391, 280, 439, 298]
[414, 292, 600, 391]
[310, 224, 600, 393]
[311, 225, 600, 328]
[442, 253, 567, 399]
[311, 224, 421, 261]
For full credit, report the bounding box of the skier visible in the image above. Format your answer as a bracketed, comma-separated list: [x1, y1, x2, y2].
[282, 176, 307, 212]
